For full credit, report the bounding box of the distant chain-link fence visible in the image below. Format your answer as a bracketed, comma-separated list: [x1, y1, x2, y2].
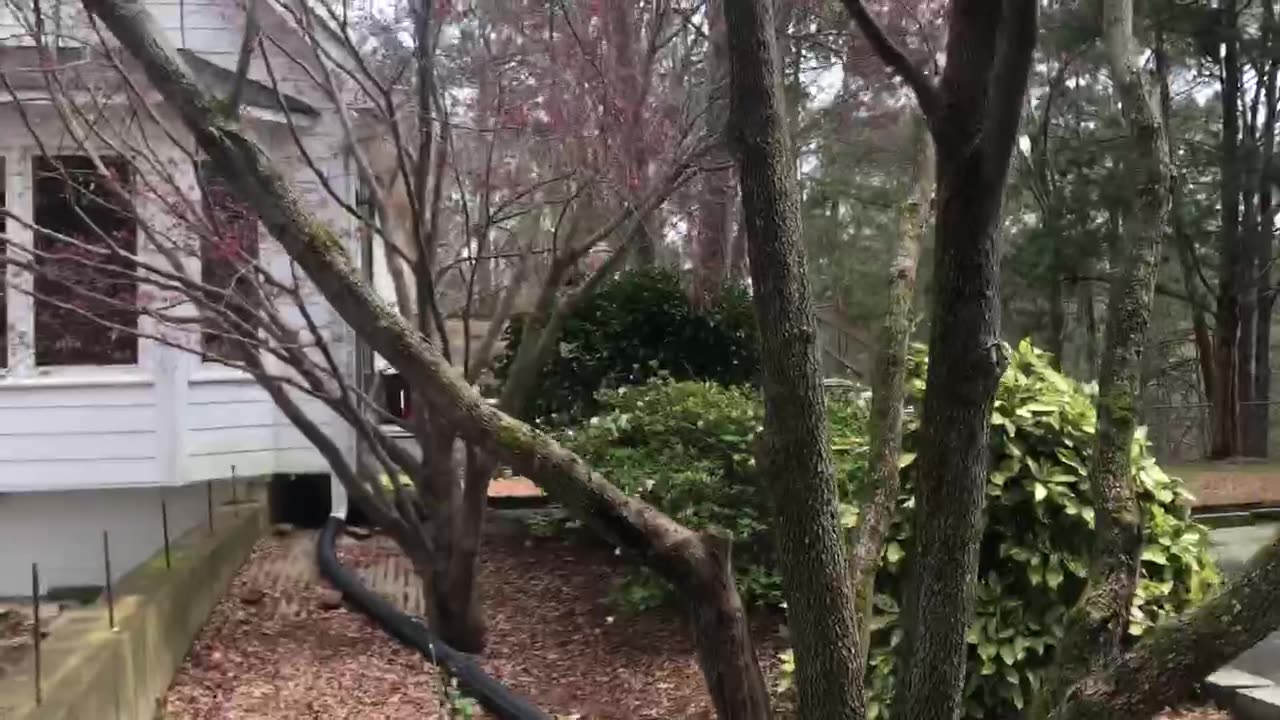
[1144, 401, 1280, 464]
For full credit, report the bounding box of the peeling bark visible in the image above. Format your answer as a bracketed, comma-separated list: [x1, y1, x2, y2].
[723, 0, 862, 716]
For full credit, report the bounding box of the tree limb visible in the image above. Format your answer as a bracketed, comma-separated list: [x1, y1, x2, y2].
[227, 0, 260, 116]
[1054, 533, 1280, 720]
[838, 0, 940, 123]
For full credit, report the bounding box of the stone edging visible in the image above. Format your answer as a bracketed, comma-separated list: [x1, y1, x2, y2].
[1206, 667, 1280, 720]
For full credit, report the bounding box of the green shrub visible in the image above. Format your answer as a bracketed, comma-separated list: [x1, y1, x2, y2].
[564, 340, 1219, 719]
[494, 268, 760, 422]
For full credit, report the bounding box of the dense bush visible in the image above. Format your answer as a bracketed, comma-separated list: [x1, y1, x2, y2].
[494, 268, 760, 422]
[562, 379, 868, 607]
[563, 340, 1219, 719]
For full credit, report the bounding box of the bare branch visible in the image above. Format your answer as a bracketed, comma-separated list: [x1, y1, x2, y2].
[227, 0, 261, 116]
[838, 0, 941, 122]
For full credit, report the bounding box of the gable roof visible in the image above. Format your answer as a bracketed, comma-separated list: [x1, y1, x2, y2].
[178, 48, 318, 116]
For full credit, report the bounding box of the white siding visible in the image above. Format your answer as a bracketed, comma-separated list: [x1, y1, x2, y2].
[0, 376, 161, 490]
[184, 371, 331, 480]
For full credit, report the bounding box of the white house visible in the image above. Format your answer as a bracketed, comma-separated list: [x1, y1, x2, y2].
[0, 0, 365, 596]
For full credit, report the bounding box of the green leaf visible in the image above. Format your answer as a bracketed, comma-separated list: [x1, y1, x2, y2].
[1033, 482, 1048, 502]
[1046, 558, 1064, 589]
[886, 542, 905, 564]
[898, 452, 917, 469]
[1142, 546, 1169, 565]
[999, 644, 1017, 665]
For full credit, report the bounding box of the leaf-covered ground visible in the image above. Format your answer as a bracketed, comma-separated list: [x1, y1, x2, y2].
[160, 533, 450, 719]
[160, 529, 1233, 719]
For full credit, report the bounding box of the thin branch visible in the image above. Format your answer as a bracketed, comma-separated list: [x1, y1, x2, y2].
[227, 0, 260, 116]
[838, 0, 940, 122]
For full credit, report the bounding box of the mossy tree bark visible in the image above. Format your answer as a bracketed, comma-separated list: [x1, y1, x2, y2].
[84, 1, 770, 715]
[842, 1, 1036, 717]
[1053, 535, 1280, 719]
[1034, 0, 1174, 708]
[723, 0, 864, 716]
[848, 113, 933, 657]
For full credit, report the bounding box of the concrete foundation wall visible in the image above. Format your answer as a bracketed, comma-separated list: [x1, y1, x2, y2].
[0, 500, 265, 720]
[0, 483, 237, 597]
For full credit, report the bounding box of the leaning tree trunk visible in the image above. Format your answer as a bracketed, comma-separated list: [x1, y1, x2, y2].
[1035, 0, 1174, 707]
[848, 113, 933, 657]
[1054, 535, 1280, 720]
[84, 2, 772, 716]
[723, 0, 864, 716]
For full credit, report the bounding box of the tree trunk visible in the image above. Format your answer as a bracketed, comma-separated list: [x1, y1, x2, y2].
[88, 3, 773, 714]
[430, 442, 491, 653]
[1211, 4, 1243, 458]
[606, 2, 656, 267]
[879, 6, 1037, 720]
[849, 113, 933, 657]
[1048, 266, 1067, 368]
[694, 0, 733, 303]
[1036, 0, 1174, 706]
[1250, 21, 1277, 457]
[1240, 156, 1260, 455]
[724, 0, 864, 716]
[417, 420, 488, 653]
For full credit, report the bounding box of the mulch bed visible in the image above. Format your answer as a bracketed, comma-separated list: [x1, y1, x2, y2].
[476, 533, 783, 719]
[161, 529, 1233, 719]
[161, 537, 449, 719]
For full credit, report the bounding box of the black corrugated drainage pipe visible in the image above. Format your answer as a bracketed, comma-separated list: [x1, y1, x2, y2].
[316, 517, 550, 720]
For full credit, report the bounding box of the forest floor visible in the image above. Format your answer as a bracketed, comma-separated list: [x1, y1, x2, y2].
[159, 528, 1233, 719]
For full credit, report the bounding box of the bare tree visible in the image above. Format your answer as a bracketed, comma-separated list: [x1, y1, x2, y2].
[0, 0, 717, 655]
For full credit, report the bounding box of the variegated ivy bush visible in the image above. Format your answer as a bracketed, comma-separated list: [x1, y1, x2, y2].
[563, 341, 1218, 718]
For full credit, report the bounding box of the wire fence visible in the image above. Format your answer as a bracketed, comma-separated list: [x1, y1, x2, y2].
[1144, 401, 1280, 464]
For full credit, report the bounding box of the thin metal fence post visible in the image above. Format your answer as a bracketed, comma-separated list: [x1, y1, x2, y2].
[231, 465, 239, 517]
[31, 562, 41, 706]
[207, 480, 214, 535]
[103, 531, 116, 631]
[161, 493, 172, 570]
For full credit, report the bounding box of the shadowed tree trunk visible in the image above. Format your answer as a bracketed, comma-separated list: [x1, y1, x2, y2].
[694, 0, 734, 303]
[842, 0, 1037, 716]
[1211, 0, 1243, 458]
[724, 0, 864, 716]
[1034, 0, 1174, 706]
[1156, 32, 1218, 448]
[848, 112, 933, 656]
[1248, 3, 1277, 457]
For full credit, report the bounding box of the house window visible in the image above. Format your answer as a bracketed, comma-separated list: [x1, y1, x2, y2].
[33, 156, 138, 366]
[197, 160, 260, 361]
